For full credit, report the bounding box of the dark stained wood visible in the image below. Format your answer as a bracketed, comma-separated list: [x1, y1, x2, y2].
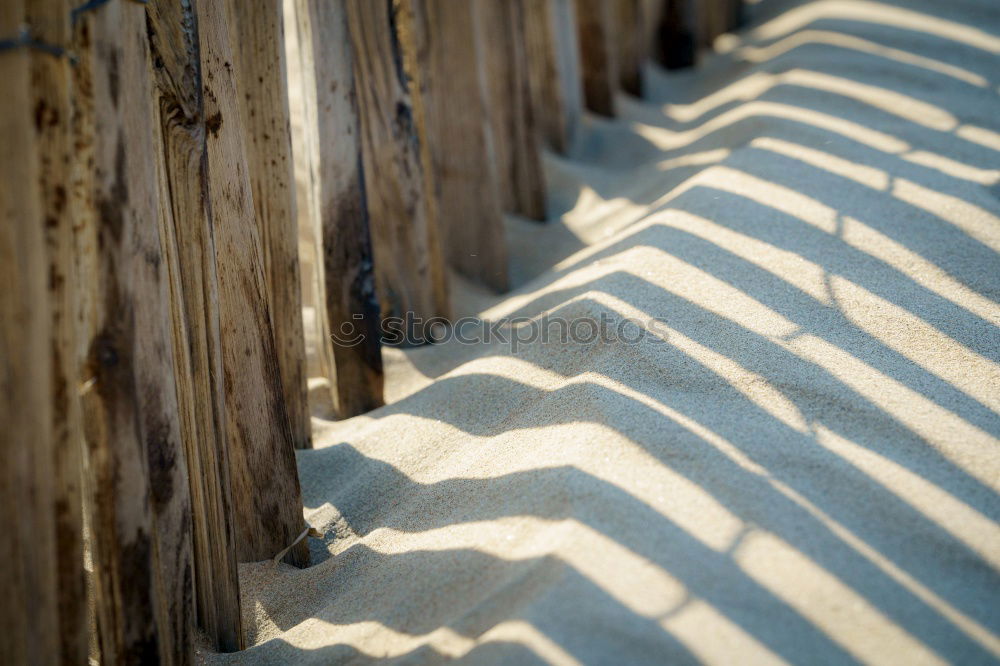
[523, 0, 584, 154]
[71, 1, 195, 662]
[145, 0, 245, 651]
[412, 0, 509, 291]
[345, 0, 450, 324]
[477, 0, 547, 222]
[575, 0, 618, 116]
[654, 0, 697, 69]
[197, 0, 309, 567]
[228, 0, 312, 449]
[291, 0, 385, 416]
[615, 0, 646, 96]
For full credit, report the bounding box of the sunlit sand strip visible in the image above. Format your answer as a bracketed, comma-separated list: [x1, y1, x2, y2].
[266, 617, 577, 664]
[780, 69, 958, 131]
[426, 356, 748, 552]
[656, 210, 1000, 413]
[765, 446, 1000, 660]
[839, 217, 1000, 327]
[367, 518, 688, 616]
[741, 139, 1000, 320]
[661, 599, 793, 665]
[736, 530, 948, 665]
[737, 30, 988, 88]
[829, 276, 1000, 413]
[664, 209, 833, 303]
[588, 328, 1000, 658]
[893, 179, 1000, 251]
[957, 125, 1000, 152]
[751, 136, 889, 189]
[752, 137, 1000, 237]
[628, 370, 1000, 659]
[620, 245, 1000, 487]
[634, 100, 909, 153]
[484, 336, 1000, 659]
[758, 134, 999, 187]
[901, 151, 1000, 186]
[669, 165, 841, 233]
[474, 621, 582, 665]
[814, 426, 1000, 570]
[662, 72, 779, 123]
[362, 520, 793, 662]
[785, 333, 999, 483]
[748, 0, 1000, 55]
[670, 164, 1000, 334]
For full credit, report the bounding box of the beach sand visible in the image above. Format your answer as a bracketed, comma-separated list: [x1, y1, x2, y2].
[205, 0, 1000, 662]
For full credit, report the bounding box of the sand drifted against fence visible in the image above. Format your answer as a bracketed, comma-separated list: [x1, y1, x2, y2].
[3, 0, 999, 664]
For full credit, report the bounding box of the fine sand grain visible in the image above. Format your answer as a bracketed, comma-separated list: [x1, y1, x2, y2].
[204, 0, 1000, 662]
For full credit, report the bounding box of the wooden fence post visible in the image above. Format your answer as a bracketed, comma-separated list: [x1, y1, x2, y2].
[291, 0, 385, 416]
[1, 2, 63, 662]
[476, 0, 547, 222]
[228, 0, 312, 449]
[145, 0, 244, 651]
[71, 0, 195, 662]
[615, 0, 646, 96]
[523, 0, 584, 154]
[345, 0, 450, 326]
[26, 1, 90, 663]
[575, 0, 618, 116]
[654, 0, 697, 69]
[411, 0, 509, 291]
[196, 0, 309, 567]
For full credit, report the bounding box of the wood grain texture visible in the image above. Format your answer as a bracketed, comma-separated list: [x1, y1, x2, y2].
[615, 0, 646, 96]
[71, 2, 195, 663]
[25, 0, 90, 663]
[523, 0, 584, 154]
[477, 0, 547, 222]
[412, 0, 509, 291]
[292, 0, 385, 416]
[575, 0, 618, 116]
[145, 0, 244, 651]
[228, 0, 312, 449]
[0, 1, 60, 662]
[345, 0, 450, 324]
[197, 0, 309, 567]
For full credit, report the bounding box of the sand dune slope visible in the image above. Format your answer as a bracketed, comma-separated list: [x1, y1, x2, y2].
[207, 0, 1000, 662]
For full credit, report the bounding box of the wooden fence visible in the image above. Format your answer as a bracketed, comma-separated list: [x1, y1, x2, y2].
[0, 0, 742, 662]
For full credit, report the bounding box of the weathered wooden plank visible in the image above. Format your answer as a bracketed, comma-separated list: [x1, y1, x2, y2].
[639, 0, 662, 72]
[726, 0, 745, 32]
[282, 0, 328, 391]
[653, 0, 696, 69]
[71, 1, 195, 663]
[411, 0, 509, 291]
[292, 0, 385, 416]
[0, 2, 60, 663]
[575, 0, 618, 116]
[615, 0, 646, 96]
[228, 0, 312, 449]
[523, 0, 584, 154]
[145, 0, 244, 651]
[21, 1, 90, 663]
[476, 0, 547, 222]
[345, 0, 450, 325]
[698, 0, 731, 50]
[197, 0, 309, 567]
